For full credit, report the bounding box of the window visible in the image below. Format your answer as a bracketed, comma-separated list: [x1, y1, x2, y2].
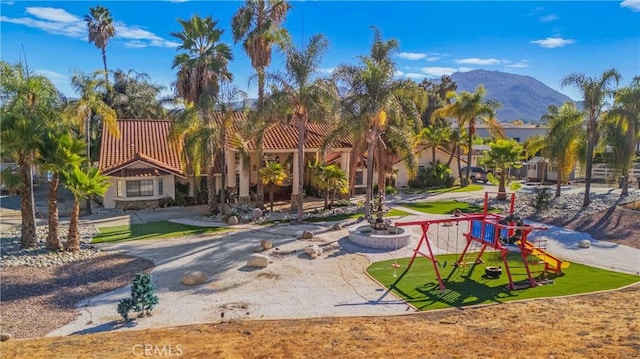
[158, 179, 163, 196]
[512, 137, 521, 143]
[355, 171, 363, 185]
[126, 180, 154, 197]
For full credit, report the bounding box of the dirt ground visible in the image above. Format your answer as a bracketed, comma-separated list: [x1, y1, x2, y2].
[3, 284, 639, 358]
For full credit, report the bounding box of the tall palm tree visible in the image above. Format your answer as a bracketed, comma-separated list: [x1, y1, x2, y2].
[38, 132, 85, 250]
[232, 0, 291, 104]
[232, 0, 291, 206]
[414, 122, 451, 165]
[84, 5, 115, 88]
[603, 76, 640, 196]
[0, 61, 65, 248]
[171, 15, 233, 107]
[265, 34, 340, 223]
[63, 167, 109, 251]
[561, 69, 621, 206]
[433, 86, 501, 187]
[259, 161, 288, 211]
[331, 28, 426, 217]
[483, 139, 524, 199]
[546, 103, 585, 197]
[171, 15, 234, 214]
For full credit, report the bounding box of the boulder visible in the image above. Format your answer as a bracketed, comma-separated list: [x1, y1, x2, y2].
[302, 231, 314, 239]
[304, 245, 323, 259]
[181, 270, 207, 286]
[247, 253, 271, 268]
[331, 223, 344, 231]
[227, 216, 239, 225]
[252, 208, 263, 220]
[0, 333, 12, 341]
[578, 239, 591, 249]
[260, 239, 273, 250]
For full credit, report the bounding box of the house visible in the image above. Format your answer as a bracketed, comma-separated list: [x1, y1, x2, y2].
[99, 117, 359, 210]
[394, 146, 467, 187]
[475, 123, 549, 144]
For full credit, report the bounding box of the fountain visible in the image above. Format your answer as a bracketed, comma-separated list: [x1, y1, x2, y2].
[348, 191, 411, 249]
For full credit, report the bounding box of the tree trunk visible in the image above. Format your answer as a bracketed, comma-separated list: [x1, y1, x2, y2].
[46, 173, 61, 251]
[432, 146, 437, 166]
[19, 162, 37, 248]
[255, 148, 265, 207]
[347, 142, 363, 196]
[456, 143, 463, 187]
[269, 183, 274, 212]
[498, 170, 507, 200]
[376, 143, 386, 196]
[296, 117, 306, 223]
[556, 165, 563, 198]
[208, 167, 218, 216]
[219, 149, 227, 215]
[583, 125, 596, 207]
[324, 190, 329, 210]
[465, 121, 474, 187]
[365, 131, 377, 219]
[85, 116, 92, 215]
[101, 46, 110, 89]
[66, 199, 81, 252]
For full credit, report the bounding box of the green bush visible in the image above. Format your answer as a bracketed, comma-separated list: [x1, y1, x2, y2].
[408, 162, 453, 189]
[530, 186, 553, 214]
[385, 185, 398, 195]
[117, 273, 159, 321]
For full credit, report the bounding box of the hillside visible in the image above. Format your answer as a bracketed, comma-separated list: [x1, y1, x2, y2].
[451, 70, 577, 122]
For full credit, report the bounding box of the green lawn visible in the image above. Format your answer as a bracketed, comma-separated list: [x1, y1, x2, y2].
[401, 184, 485, 194]
[92, 221, 229, 243]
[367, 254, 640, 311]
[400, 200, 490, 215]
[305, 208, 411, 223]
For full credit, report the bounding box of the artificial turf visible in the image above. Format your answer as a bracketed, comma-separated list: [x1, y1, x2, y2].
[367, 253, 640, 311]
[92, 221, 229, 243]
[400, 200, 491, 215]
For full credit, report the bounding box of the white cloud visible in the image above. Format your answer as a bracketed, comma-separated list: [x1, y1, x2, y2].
[508, 61, 529, 68]
[404, 73, 426, 79]
[530, 37, 575, 48]
[455, 58, 501, 65]
[425, 56, 440, 62]
[458, 67, 474, 73]
[420, 67, 458, 77]
[398, 52, 427, 60]
[35, 69, 69, 81]
[394, 70, 405, 77]
[319, 67, 335, 74]
[0, 7, 179, 48]
[539, 14, 559, 22]
[621, 0, 640, 12]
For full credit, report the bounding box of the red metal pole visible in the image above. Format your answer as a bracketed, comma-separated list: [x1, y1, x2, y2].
[502, 248, 515, 290]
[420, 223, 446, 292]
[509, 192, 516, 215]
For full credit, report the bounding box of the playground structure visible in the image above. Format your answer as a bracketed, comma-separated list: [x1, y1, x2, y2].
[395, 192, 569, 291]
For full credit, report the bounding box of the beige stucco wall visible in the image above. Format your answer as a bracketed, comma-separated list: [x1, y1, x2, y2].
[103, 167, 177, 209]
[395, 147, 465, 187]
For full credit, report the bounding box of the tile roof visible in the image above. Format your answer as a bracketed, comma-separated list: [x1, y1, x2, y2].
[99, 120, 184, 177]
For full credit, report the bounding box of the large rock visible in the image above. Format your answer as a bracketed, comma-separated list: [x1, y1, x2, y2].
[302, 231, 314, 239]
[181, 270, 207, 286]
[304, 245, 323, 259]
[252, 208, 263, 220]
[247, 253, 271, 268]
[578, 239, 591, 249]
[331, 223, 343, 231]
[0, 333, 12, 341]
[260, 239, 273, 250]
[227, 216, 239, 225]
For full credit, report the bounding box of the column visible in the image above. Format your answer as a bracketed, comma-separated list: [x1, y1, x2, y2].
[340, 151, 350, 172]
[239, 155, 250, 204]
[227, 150, 236, 189]
[290, 151, 299, 211]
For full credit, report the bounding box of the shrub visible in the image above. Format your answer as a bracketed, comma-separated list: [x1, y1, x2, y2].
[408, 162, 453, 189]
[117, 273, 159, 321]
[385, 185, 398, 195]
[530, 186, 553, 214]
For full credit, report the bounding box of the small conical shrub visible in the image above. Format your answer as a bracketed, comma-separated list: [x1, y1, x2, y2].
[117, 272, 159, 321]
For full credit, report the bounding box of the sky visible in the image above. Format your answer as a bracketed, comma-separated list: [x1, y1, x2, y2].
[1, 0, 639, 102]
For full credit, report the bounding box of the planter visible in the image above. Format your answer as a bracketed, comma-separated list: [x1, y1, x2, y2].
[485, 266, 502, 278]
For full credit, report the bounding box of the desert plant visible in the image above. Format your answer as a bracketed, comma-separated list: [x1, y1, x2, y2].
[117, 273, 159, 321]
[530, 186, 553, 214]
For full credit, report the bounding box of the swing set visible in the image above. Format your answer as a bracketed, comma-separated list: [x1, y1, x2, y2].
[393, 192, 569, 291]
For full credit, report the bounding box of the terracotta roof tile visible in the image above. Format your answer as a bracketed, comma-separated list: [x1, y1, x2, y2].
[99, 120, 184, 177]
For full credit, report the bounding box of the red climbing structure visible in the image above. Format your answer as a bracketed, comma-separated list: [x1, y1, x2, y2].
[394, 192, 569, 291]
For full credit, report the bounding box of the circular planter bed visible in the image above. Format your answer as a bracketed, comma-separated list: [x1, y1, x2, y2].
[485, 266, 503, 278]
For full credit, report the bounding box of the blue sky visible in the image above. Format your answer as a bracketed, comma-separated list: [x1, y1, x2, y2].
[1, 1, 639, 102]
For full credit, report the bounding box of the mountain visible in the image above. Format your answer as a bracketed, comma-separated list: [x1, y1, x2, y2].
[450, 70, 576, 123]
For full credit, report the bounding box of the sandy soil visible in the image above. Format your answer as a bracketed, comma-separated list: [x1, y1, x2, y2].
[3, 284, 639, 358]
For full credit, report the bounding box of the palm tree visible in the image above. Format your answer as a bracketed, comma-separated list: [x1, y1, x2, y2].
[331, 28, 426, 217]
[171, 15, 234, 214]
[84, 5, 116, 88]
[259, 161, 288, 211]
[414, 122, 451, 165]
[171, 15, 233, 107]
[63, 167, 109, 251]
[38, 132, 85, 250]
[322, 164, 348, 209]
[265, 34, 340, 223]
[0, 61, 65, 248]
[602, 77, 640, 196]
[483, 139, 524, 200]
[433, 86, 501, 187]
[546, 103, 585, 197]
[109, 69, 166, 119]
[232, 0, 291, 104]
[561, 69, 621, 206]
